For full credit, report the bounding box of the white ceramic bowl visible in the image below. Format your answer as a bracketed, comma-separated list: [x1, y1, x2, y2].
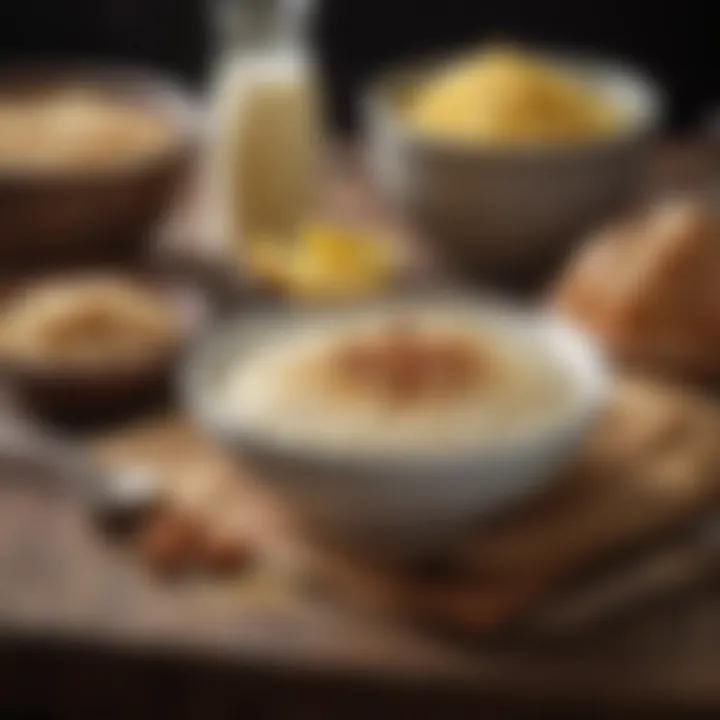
[364, 53, 663, 279]
[184, 297, 609, 557]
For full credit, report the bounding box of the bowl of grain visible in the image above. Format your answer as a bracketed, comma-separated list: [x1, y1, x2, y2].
[364, 45, 663, 284]
[0, 272, 209, 426]
[0, 65, 197, 268]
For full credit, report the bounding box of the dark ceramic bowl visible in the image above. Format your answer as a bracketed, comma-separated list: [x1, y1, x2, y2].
[0, 65, 198, 270]
[0, 272, 212, 429]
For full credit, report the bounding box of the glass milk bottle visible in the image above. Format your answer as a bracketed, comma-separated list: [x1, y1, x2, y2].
[209, 0, 321, 260]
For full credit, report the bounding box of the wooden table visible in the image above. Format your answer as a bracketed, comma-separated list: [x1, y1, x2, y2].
[2, 140, 720, 719]
[5, 465, 720, 720]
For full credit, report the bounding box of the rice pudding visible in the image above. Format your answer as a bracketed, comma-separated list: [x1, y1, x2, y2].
[215, 304, 580, 454]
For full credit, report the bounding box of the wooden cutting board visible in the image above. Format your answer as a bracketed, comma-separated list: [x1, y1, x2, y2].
[91, 375, 720, 637]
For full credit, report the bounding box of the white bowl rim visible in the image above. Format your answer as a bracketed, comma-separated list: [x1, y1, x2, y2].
[363, 48, 665, 159]
[183, 294, 611, 470]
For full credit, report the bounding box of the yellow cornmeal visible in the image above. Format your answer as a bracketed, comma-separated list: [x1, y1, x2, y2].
[407, 46, 626, 144]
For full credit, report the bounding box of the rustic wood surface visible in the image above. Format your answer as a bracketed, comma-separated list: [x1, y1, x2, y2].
[5, 392, 720, 717]
[3, 140, 720, 718]
[84, 375, 720, 638]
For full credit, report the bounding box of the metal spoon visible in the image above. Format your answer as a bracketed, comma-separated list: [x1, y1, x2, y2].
[0, 416, 162, 530]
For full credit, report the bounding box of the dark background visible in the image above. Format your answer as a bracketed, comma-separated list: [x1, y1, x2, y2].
[0, 0, 716, 134]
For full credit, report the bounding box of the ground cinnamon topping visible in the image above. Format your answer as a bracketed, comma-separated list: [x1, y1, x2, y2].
[330, 322, 488, 406]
